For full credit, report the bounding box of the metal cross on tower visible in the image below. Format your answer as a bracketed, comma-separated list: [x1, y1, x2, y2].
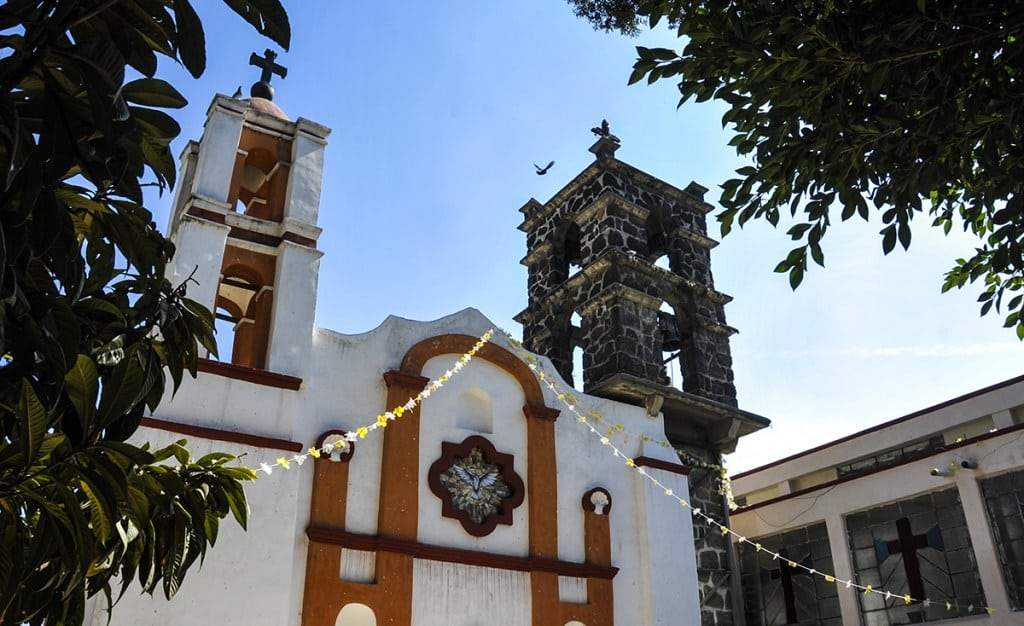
[873, 517, 945, 604]
[249, 48, 288, 100]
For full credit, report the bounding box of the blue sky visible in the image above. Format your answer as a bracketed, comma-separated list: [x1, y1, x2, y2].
[153, 1, 1024, 472]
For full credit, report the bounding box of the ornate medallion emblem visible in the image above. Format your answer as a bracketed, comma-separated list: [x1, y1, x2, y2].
[428, 436, 524, 536]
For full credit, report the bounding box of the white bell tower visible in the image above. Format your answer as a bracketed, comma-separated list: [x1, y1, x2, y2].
[165, 61, 330, 379]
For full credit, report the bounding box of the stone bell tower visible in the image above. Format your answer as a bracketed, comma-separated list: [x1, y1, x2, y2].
[165, 50, 330, 379]
[515, 122, 770, 626]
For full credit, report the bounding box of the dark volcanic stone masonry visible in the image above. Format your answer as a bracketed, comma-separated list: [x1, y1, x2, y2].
[516, 140, 745, 626]
[515, 146, 738, 407]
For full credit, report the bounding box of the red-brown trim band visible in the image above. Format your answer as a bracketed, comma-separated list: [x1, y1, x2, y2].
[140, 416, 304, 453]
[185, 206, 317, 249]
[198, 358, 302, 390]
[634, 456, 691, 475]
[305, 526, 619, 579]
[523, 403, 560, 422]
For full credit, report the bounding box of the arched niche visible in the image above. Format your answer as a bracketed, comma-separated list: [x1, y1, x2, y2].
[456, 386, 494, 433]
[335, 603, 376, 626]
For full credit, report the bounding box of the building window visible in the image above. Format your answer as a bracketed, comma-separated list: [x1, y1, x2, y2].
[739, 522, 841, 626]
[980, 468, 1024, 610]
[836, 435, 946, 480]
[845, 489, 987, 625]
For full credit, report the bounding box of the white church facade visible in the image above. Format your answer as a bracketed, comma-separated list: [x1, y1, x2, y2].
[87, 73, 770, 626]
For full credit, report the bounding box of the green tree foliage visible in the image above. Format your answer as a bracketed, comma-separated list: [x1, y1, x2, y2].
[568, 0, 1024, 337]
[0, 1, 289, 623]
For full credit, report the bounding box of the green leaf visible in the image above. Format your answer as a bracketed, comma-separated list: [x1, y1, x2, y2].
[881, 226, 897, 254]
[121, 78, 188, 108]
[20, 380, 47, 462]
[897, 223, 912, 250]
[98, 441, 155, 466]
[222, 0, 291, 50]
[789, 267, 804, 290]
[173, 0, 206, 78]
[65, 355, 98, 429]
[130, 106, 182, 140]
[80, 477, 113, 543]
[221, 479, 249, 530]
[97, 358, 145, 427]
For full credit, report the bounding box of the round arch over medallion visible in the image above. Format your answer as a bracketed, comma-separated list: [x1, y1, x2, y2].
[400, 333, 553, 414]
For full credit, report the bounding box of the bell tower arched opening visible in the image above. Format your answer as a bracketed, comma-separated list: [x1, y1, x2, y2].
[165, 91, 330, 378]
[227, 127, 291, 222]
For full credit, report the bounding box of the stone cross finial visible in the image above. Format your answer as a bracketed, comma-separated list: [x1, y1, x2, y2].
[248, 49, 288, 101]
[590, 119, 620, 143]
[589, 119, 621, 160]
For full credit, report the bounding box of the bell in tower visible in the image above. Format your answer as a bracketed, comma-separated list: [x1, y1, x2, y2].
[165, 51, 330, 378]
[515, 121, 769, 454]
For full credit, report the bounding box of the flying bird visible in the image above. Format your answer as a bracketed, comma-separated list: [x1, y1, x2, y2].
[231, 86, 243, 99]
[534, 160, 555, 175]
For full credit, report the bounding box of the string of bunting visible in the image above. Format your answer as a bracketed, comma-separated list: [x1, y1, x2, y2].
[253, 329, 495, 476]
[235, 324, 993, 615]
[496, 330, 996, 617]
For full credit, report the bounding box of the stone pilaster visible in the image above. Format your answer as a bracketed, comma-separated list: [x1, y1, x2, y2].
[678, 445, 736, 626]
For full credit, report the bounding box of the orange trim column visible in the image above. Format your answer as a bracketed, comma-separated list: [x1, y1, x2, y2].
[369, 370, 431, 626]
[524, 403, 562, 626]
[379, 371, 429, 539]
[301, 445, 353, 626]
[559, 488, 615, 626]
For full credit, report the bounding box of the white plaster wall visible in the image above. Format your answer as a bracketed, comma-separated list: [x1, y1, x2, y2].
[155, 369, 300, 442]
[552, 388, 701, 626]
[103, 306, 705, 626]
[417, 356, 530, 555]
[267, 241, 323, 378]
[192, 102, 244, 204]
[284, 131, 327, 226]
[410, 560, 532, 626]
[165, 217, 229, 312]
[731, 428, 1024, 626]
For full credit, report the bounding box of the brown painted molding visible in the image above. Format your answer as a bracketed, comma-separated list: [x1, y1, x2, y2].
[427, 435, 525, 537]
[634, 456, 691, 475]
[228, 226, 317, 250]
[523, 402, 560, 422]
[305, 527, 619, 580]
[186, 206, 227, 225]
[140, 416, 304, 453]
[314, 430, 355, 462]
[383, 370, 430, 392]
[733, 372, 1024, 479]
[185, 206, 317, 249]
[282, 231, 318, 248]
[735, 420, 1024, 514]
[197, 358, 302, 390]
[582, 487, 613, 514]
[400, 334, 548, 407]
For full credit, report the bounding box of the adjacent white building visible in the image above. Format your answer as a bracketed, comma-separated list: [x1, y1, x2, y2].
[731, 376, 1024, 626]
